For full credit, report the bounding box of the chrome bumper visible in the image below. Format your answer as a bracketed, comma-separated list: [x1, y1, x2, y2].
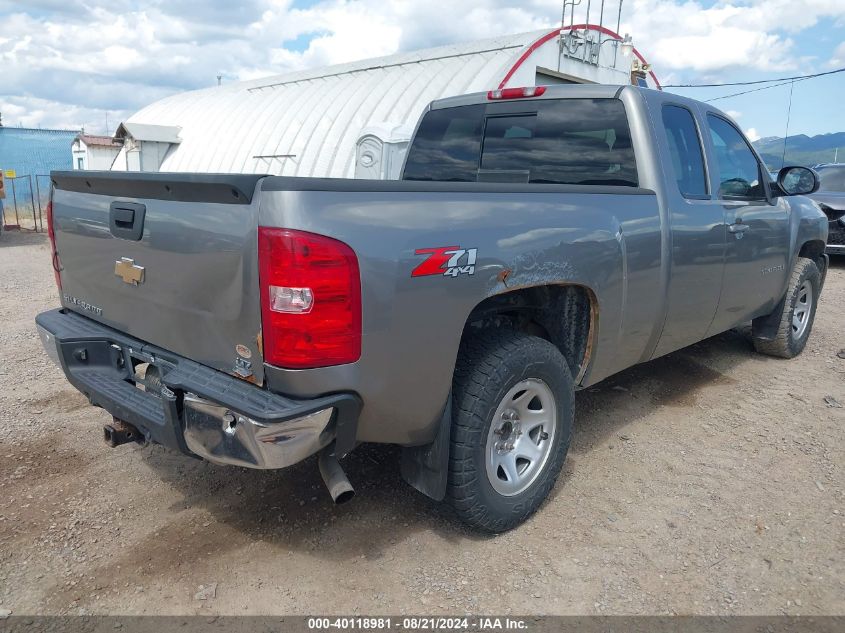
[825, 243, 845, 255]
[35, 308, 361, 469]
[183, 394, 335, 469]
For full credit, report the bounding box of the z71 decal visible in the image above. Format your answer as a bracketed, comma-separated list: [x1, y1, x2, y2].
[412, 246, 478, 278]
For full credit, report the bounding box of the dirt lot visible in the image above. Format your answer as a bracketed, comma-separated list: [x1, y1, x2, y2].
[0, 230, 842, 616]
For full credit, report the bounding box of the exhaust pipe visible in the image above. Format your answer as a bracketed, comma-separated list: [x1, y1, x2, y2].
[318, 448, 355, 505]
[103, 418, 143, 447]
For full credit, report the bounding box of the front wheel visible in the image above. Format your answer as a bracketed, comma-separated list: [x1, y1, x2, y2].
[753, 257, 821, 358]
[447, 329, 574, 533]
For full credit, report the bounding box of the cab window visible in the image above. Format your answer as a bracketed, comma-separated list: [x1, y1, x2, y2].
[662, 105, 708, 198]
[707, 115, 765, 200]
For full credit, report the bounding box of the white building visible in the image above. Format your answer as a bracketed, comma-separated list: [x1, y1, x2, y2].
[112, 122, 182, 172]
[114, 25, 659, 179]
[71, 134, 122, 170]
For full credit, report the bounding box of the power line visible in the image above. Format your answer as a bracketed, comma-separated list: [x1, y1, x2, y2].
[780, 81, 794, 169]
[663, 66, 845, 88]
[704, 75, 814, 102]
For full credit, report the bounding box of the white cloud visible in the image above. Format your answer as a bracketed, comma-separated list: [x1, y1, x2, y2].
[726, 110, 742, 120]
[831, 42, 845, 67]
[0, 95, 125, 133]
[745, 127, 761, 142]
[623, 0, 845, 73]
[2, 0, 845, 133]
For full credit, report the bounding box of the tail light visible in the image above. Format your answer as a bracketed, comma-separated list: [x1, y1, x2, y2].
[487, 86, 547, 100]
[258, 228, 361, 369]
[46, 201, 62, 292]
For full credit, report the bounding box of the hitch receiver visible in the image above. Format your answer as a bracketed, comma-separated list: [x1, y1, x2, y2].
[103, 418, 143, 448]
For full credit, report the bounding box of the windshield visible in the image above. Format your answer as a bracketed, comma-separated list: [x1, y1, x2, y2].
[816, 166, 845, 192]
[402, 98, 638, 187]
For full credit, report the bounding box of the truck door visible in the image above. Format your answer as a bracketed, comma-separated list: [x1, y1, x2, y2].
[702, 114, 791, 335]
[651, 103, 727, 358]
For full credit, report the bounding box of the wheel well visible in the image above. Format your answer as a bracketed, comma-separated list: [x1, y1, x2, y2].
[799, 240, 828, 281]
[799, 240, 826, 261]
[462, 285, 595, 381]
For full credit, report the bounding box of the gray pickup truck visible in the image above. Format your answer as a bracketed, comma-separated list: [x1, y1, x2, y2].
[37, 85, 829, 532]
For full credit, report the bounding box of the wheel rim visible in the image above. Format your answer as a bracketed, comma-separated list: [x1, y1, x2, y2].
[792, 280, 813, 339]
[485, 378, 557, 497]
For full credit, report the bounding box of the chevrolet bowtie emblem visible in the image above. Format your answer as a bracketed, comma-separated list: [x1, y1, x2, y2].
[114, 257, 145, 285]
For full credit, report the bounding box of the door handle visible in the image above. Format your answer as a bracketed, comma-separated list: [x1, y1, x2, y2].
[109, 201, 146, 241]
[112, 207, 135, 226]
[729, 222, 750, 234]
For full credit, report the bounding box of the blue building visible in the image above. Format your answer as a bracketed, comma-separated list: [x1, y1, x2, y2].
[0, 126, 78, 177]
[0, 126, 78, 227]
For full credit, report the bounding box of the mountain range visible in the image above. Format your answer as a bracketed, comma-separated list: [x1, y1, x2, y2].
[753, 132, 845, 170]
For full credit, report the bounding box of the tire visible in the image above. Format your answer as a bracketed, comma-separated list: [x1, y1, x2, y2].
[753, 257, 821, 359]
[447, 329, 574, 533]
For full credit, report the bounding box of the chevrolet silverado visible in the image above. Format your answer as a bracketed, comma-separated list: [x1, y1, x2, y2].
[36, 85, 829, 532]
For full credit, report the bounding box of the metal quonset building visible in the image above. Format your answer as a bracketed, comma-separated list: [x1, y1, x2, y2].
[116, 25, 659, 179]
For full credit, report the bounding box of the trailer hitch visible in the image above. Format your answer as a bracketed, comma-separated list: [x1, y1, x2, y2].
[103, 418, 144, 447]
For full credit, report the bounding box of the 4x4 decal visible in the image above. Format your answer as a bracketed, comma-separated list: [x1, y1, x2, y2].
[412, 246, 478, 278]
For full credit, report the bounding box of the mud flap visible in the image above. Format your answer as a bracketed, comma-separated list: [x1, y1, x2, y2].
[818, 254, 829, 291]
[751, 293, 788, 342]
[400, 394, 451, 501]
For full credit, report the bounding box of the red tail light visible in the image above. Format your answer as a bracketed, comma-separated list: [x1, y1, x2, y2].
[46, 201, 62, 292]
[487, 86, 547, 100]
[258, 228, 361, 369]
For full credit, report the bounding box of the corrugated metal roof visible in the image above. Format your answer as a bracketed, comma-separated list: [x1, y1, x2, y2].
[76, 134, 122, 148]
[115, 122, 182, 143]
[122, 29, 646, 177]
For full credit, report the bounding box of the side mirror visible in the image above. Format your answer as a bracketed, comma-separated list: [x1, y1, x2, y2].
[776, 166, 820, 196]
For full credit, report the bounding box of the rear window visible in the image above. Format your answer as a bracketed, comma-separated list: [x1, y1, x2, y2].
[402, 99, 638, 187]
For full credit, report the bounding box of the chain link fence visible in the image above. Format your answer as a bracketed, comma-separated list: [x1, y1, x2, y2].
[1, 174, 51, 233]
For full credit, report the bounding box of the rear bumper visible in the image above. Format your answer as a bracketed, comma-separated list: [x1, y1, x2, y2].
[35, 309, 361, 469]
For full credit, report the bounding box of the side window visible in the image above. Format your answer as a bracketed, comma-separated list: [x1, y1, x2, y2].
[661, 105, 707, 198]
[707, 115, 765, 199]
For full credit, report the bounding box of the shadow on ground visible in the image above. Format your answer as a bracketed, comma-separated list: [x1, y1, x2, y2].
[116, 326, 757, 575]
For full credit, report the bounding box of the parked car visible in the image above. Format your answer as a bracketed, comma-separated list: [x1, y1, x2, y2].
[36, 85, 829, 532]
[809, 163, 845, 255]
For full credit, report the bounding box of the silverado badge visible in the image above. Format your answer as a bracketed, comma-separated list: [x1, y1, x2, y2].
[115, 257, 145, 285]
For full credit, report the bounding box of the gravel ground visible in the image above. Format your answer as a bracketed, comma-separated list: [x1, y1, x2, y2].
[0, 230, 843, 616]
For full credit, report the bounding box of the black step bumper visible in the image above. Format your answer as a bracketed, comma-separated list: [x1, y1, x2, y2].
[35, 309, 360, 467]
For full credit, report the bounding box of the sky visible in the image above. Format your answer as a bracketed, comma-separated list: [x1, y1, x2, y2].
[0, 0, 843, 141]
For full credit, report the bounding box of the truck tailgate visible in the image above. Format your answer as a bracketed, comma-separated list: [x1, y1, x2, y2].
[50, 171, 267, 384]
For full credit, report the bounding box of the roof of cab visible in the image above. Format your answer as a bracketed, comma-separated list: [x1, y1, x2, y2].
[429, 83, 637, 110]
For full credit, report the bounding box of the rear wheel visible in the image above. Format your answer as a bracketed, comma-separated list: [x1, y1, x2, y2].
[448, 329, 574, 533]
[753, 257, 820, 358]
